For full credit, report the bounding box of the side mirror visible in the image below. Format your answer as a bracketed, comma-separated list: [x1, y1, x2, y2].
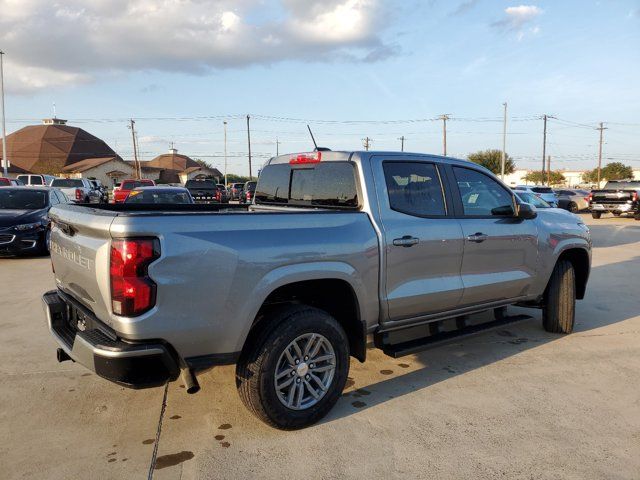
[517, 202, 537, 219]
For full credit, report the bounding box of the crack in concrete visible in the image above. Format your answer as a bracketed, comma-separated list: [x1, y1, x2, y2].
[147, 383, 169, 480]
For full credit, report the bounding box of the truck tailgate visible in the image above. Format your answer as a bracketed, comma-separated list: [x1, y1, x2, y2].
[49, 205, 116, 323]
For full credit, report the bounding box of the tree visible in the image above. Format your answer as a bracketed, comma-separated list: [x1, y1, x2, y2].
[522, 170, 566, 185]
[601, 162, 633, 181]
[467, 149, 515, 175]
[582, 169, 598, 184]
[193, 158, 210, 168]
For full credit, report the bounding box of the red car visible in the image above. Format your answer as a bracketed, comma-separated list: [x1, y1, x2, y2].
[112, 179, 155, 203]
[0, 177, 24, 186]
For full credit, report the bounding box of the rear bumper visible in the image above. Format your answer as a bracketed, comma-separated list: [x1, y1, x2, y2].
[591, 203, 636, 212]
[42, 290, 180, 389]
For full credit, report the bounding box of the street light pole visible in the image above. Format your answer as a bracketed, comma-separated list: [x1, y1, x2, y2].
[0, 51, 8, 177]
[501, 102, 507, 181]
[223, 121, 228, 186]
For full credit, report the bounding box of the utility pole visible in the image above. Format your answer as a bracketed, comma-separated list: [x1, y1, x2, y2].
[546, 155, 551, 185]
[0, 51, 7, 176]
[223, 121, 228, 187]
[501, 102, 507, 181]
[540, 114, 555, 185]
[596, 122, 607, 188]
[362, 137, 371, 151]
[439, 114, 450, 156]
[129, 119, 140, 180]
[246, 115, 252, 179]
[276, 137, 280, 156]
[398, 136, 405, 152]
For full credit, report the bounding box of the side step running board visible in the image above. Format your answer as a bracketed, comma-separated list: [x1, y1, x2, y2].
[376, 314, 532, 358]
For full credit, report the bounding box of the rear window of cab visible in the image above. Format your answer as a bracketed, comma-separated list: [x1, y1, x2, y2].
[255, 161, 359, 209]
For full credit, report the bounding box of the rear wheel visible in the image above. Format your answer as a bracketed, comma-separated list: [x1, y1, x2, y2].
[613, 212, 621, 217]
[568, 202, 578, 213]
[591, 212, 602, 219]
[236, 306, 350, 430]
[542, 260, 576, 334]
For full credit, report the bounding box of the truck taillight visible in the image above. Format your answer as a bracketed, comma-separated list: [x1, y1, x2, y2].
[587, 193, 593, 203]
[633, 192, 639, 202]
[75, 189, 83, 201]
[246, 191, 252, 200]
[110, 238, 160, 316]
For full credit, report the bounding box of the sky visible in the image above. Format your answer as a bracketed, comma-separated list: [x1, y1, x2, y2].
[1, 0, 638, 176]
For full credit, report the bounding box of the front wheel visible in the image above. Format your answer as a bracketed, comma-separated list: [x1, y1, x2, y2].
[591, 211, 602, 219]
[542, 260, 576, 334]
[236, 306, 350, 430]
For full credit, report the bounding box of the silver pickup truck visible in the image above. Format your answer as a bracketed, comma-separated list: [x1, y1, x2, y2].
[43, 150, 591, 429]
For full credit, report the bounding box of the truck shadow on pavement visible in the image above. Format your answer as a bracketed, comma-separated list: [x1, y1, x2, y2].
[322, 255, 640, 424]
[586, 223, 640, 248]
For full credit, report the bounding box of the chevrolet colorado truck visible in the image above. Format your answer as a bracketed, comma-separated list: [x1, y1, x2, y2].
[43, 150, 591, 429]
[588, 180, 640, 219]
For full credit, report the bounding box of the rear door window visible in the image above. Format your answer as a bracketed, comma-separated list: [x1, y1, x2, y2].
[383, 162, 447, 217]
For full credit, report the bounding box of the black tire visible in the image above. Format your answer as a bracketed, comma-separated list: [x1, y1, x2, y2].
[568, 202, 578, 213]
[38, 229, 51, 256]
[591, 212, 602, 219]
[542, 260, 576, 334]
[612, 212, 621, 217]
[235, 305, 350, 430]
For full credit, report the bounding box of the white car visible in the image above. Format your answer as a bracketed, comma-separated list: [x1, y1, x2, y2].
[50, 178, 101, 203]
[513, 185, 558, 207]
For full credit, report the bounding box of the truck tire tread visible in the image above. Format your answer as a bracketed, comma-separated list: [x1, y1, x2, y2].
[542, 260, 575, 334]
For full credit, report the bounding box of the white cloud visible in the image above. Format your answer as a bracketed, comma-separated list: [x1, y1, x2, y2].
[0, 0, 393, 93]
[492, 4, 543, 38]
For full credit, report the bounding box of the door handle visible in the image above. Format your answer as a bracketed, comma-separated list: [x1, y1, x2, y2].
[466, 232, 488, 243]
[393, 235, 419, 247]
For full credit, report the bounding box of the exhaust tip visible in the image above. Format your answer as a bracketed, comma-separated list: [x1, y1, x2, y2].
[181, 368, 200, 394]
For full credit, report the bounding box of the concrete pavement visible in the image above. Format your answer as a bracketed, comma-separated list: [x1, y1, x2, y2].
[1, 214, 639, 479]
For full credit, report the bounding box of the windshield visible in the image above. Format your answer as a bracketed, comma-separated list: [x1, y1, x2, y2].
[185, 180, 216, 188]
[125, 189, 193, 204]
[122, 180, 153, 190]
[245, 181, 257, 192]
[0, 189, 48, 209]
[530, 187, 554, 194]
[515, 191, 550, 208]
[604, 181, 640, 189]
[51, 179, 84, 188]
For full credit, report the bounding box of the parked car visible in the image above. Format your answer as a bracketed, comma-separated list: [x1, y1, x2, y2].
[185, 179, 220, 204]
[513, 191, 553, 209]
[229, 182, 245, 200]
[216, 184, 230, 203]
[0, 187, 68, 256]
[112, 179, 156, 203]
[16, 174, 58, 187]
[88, 179, 109, 204]
[44, 150, 591, 429]
[124, 186, 194, 204]
[50, 178, 101, 204]
[241, 181, 257, 204]
[513, 185, 558, 207]
[0, 177, 24, 186]
[588, 180, 640, 219]
[554, 189, 590, 213]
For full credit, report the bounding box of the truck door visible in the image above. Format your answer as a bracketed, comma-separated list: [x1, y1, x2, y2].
[374, 159, 465, 323]
[447, 165, 538, 306]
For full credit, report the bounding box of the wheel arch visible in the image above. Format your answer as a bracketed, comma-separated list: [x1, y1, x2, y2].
[242, 274, 367, 363]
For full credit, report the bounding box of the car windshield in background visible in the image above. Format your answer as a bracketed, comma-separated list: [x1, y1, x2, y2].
[603, 181, 640, 189]
[125, 190, 192, 204]
[515, 191, 551, 208]
[51, 179, 84, 188]
[122, 180, 152, 190]
[185, 180, 216, 188]
[530, 187, 554, 193]
[245, 181, 257, 192]
[256, 162, 359, 209]
[0, 189, 47, 209]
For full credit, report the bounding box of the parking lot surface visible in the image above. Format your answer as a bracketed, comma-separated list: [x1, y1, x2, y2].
[1, 214, 639, 479]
